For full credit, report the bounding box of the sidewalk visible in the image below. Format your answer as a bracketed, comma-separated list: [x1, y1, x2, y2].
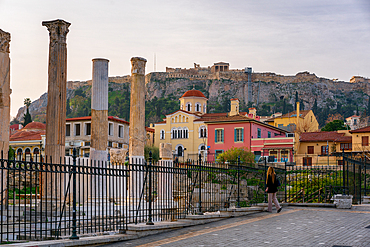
[102, 205, 370, 247]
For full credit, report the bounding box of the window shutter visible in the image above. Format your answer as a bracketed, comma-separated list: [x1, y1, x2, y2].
[222, 129, 224, 142]
[234, 129, 237, 142]
[215, 129, 218, 142]
[242, 129, 244, 142]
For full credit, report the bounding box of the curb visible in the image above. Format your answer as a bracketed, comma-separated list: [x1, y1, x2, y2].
[4, 207, 264, 247]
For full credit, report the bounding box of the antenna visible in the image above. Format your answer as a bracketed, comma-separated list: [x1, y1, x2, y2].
[154, 53, 156, 72]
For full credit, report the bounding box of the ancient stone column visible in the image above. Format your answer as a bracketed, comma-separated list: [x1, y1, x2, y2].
[158, 143, 176, 211]
[90, 58, 109, 202]
[0, 29, 10, 158]
[0, 29, 11, 208]
[43, 19, 70, 163]
[42, 19, 70, 200]
[129, 57, 147, 203]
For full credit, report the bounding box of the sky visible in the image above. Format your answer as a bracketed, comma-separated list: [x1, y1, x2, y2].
[0, 0, 369, 117]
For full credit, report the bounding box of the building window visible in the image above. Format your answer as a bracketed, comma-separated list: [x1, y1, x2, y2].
[118, 125, 124, 138]
[257, 128, 261, 138]
[203, 103, 206, 113]
[108, 141, 113, 147]
[65, 149, 70, 156]
[354, 119, 357, 125]
[195, 103, 201, 112]
[362, 136, 369, 146]
[268, 131, 271, 138]
[184, 128, 188, 138]
[109, 123, 113, 136]
[234, 128, 244, 142]
[177, 145, 184, 157]
[200, 126, 207, 138]
[118, 143, 123, 148]
[75, 124, 81, 136]
[281, 150, 288, 162]
[307, 146, 314, 154]
[340, 143, 352, 150]
[85, 141, 90, 146]
[321, 146, 328, 155]
[66, 124, 71, 137]
[303, 157, 312, 166]
[186, 103, 191, 112]
[278, 124, 283, 128]
[85, 123, 91, 136]
[160, 129, 165, 140]
[215, 129, 224, 143]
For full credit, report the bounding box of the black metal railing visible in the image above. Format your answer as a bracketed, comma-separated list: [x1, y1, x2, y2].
[2, 148, 369, 244]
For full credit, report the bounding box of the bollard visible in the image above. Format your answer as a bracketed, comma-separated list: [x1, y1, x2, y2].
[146, 151, 154, 225]
[70, 148, 79, 240]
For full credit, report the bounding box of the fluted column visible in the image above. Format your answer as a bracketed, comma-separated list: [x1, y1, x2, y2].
[129, 57, 147, 203]
[0, 29, 11, 208]
[90, 58, 109, 202]
[42, 19, 70, 200]
[0, 29, 10, 159]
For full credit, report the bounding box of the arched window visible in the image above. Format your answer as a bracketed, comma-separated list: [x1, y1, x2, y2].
[195, 103, 201, 112]
[16, 148, 23, 161]
[160, 130, 165, 140]
[178, 128, 182, 138]
[179, 115, 182, 122]
[177, 146, 183, 157]
[186, 103, 191, 112]
[181, 104, 183, 110]
[25, 148, 31, 162]
[203, 103, 207, 113]
[199, 126, 207, 138]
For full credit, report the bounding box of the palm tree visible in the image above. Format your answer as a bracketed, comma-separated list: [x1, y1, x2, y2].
[22, 98, 32, 126]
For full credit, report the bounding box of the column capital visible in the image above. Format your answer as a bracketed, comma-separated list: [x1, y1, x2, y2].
[130, 57, 147, 75]
[0, 29, 10, 53]
[42, 19, 71, 45]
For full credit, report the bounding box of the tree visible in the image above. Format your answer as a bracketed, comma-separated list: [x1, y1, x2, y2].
[325, 113, 343, 124]
[321, 120, 348, 131]
[216, 147, 255, 165]
[22, 98, 32, 127]
[312, 98, 318, 115]
[144, 145, 159, 162]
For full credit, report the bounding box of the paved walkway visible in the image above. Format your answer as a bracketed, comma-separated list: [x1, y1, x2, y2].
[101, 205, 370, 247]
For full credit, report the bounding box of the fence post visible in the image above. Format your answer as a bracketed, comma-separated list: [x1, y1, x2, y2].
[70, 148, 79, 240]
[197, 153, 203, 215]
[264, 158, 267, 203]
[284, 161, 287, 203]
[236, 156, 241, 208]
[146, 151, 154, 225]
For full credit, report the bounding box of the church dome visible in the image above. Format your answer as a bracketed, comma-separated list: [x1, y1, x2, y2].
[180, 89, 207, 99]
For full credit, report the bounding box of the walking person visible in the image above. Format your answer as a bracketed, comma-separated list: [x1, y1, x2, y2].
[265, 167, 282, 213]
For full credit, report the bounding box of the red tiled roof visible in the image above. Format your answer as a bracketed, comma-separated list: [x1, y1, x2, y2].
[300, 131, 351, 142]
[10, 130, 45, 141]
[203, 114, 253, 122]
[145, 127, 155, 133]
[180, 90, 207, 99]
[350, 126, 370, 133]
[23, 122, 46, 130]
[230, 98, 239, 101]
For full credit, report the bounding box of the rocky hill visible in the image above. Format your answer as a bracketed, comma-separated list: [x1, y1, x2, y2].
[15, 70, 370, 127]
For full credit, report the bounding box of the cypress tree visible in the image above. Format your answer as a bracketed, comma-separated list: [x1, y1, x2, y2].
[367, 99, 370, 116]
[312, 99, 318, 114]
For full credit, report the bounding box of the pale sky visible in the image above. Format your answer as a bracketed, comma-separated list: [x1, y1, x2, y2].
[0, 0, 369, 117]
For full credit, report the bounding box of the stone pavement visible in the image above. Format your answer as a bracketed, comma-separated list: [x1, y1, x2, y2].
[100, 205, 370, 247]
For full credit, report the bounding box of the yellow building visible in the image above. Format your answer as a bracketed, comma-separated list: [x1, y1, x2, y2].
[9, 122, 46, 161]
[152, 89, 209, 160]
[296, 130, 352, 166]
[349, 126, 370, 153]
[265, 102, 319, 133]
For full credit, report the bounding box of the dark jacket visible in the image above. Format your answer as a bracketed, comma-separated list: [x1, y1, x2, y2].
[266, 174, 279, 193]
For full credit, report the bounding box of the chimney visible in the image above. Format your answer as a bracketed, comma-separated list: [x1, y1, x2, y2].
[296, 101, 300, 125]
[248, 107, 257, 119]
[230, 98, 240, 116]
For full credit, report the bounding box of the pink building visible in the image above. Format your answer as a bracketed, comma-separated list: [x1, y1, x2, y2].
[206, 111, 294, 163]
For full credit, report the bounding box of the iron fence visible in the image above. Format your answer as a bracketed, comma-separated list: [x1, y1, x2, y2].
[1, 149, 369, 244]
